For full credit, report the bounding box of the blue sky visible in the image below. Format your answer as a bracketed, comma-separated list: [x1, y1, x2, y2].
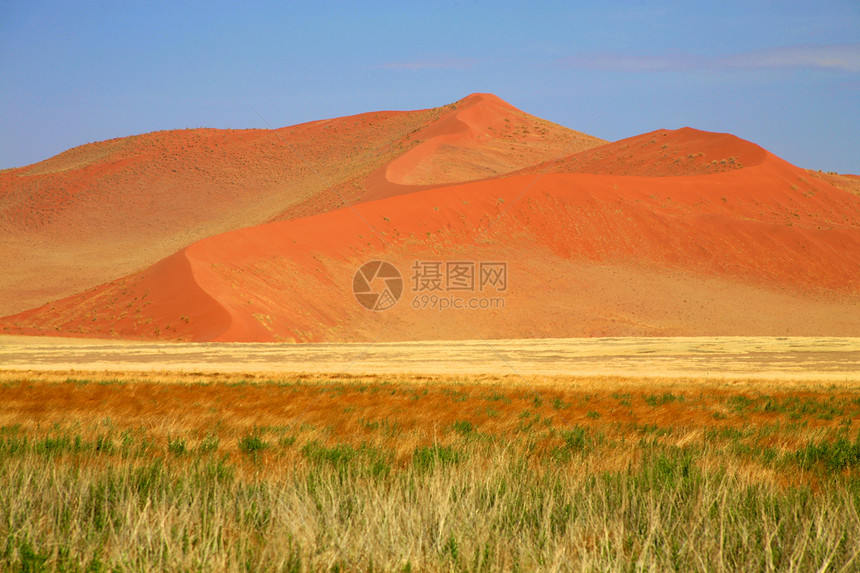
[1, 1, 858, 172]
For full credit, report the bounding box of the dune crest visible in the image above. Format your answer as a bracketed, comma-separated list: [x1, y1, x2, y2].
[382, 93, 604, 188]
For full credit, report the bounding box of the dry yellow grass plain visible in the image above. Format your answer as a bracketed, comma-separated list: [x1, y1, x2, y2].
[1, 336, 859, 571]
[1, 335, 858, 381]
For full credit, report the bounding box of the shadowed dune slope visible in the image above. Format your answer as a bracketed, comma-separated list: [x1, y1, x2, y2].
[5, 127, 859, 342]
[0, 94, 601, 316]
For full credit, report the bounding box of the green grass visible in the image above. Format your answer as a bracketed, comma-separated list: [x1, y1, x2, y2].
[1, 423, 859, 571]
[238, 433, 269, 454]
[644, 392, 684, 407]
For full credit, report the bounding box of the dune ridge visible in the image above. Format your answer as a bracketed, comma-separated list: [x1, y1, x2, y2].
[382, 93, 604, 188]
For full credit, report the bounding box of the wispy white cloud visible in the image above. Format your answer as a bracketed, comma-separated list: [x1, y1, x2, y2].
[376, 58, 479, 71]
[719, 44, 860, 73]
[561, 44, 860, 73]
[562, 53, 701, 72]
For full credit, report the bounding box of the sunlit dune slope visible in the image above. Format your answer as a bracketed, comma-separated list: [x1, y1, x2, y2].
[5, 128, 859, 342]
[0, 93, 601, 316]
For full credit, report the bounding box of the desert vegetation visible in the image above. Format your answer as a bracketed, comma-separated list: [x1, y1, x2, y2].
[1, 371, 859, 571]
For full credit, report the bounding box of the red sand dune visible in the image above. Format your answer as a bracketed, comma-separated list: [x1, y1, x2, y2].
[378, 93, 603, 191]
[4, 119, 859, 342]
[523, 127, 768, 177]
[274, 94, 602, 212]
[535, 127, 768, 177]
[0, 94, 596, 316]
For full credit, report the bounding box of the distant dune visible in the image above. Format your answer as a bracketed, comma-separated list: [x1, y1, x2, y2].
[2, 94, 858, 342]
